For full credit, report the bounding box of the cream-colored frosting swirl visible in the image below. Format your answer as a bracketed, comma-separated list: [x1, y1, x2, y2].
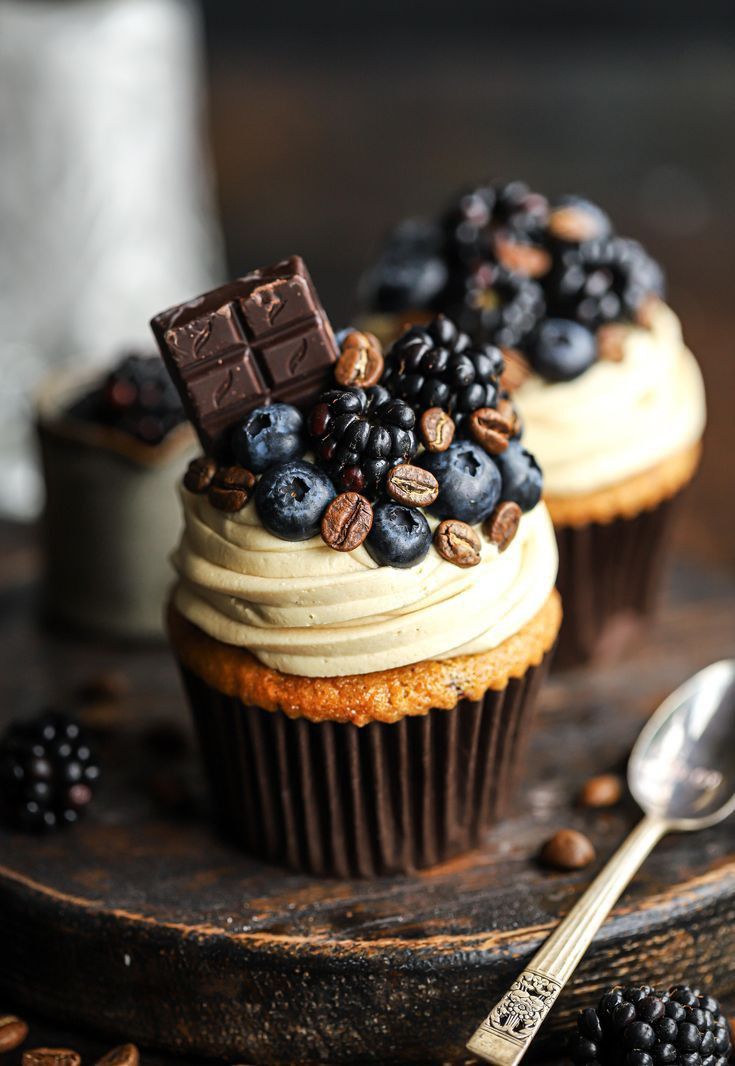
[514, 301, 706, 498]
[172, 492, 558, 678]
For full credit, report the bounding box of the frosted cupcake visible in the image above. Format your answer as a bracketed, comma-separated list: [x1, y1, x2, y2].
[359, 183, 705, 667]
[151, 257, 561, 876]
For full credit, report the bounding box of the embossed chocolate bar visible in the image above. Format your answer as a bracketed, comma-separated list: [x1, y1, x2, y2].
[150, 256, 338, 456]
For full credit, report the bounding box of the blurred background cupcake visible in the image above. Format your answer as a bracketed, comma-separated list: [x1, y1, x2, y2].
[37, 353, 197, 639]
[152, 259, 561, 876]
[357, 183, 706, 666]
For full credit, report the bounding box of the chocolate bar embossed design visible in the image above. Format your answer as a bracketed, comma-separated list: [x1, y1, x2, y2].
[150, 256, 338, 456]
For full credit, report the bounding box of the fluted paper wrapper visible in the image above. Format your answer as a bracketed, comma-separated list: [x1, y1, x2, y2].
[179, 656, 551, 878]
[553, 493, 680, 669]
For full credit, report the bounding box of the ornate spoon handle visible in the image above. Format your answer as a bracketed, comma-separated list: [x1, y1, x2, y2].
[467, 815, 667, 1066]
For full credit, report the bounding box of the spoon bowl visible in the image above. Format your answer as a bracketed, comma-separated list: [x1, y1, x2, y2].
[629, 659, 735, 829]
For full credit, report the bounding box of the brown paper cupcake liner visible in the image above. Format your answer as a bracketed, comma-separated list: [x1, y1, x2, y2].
[179, 653, 551, 878]
[553, 491, 681, 670]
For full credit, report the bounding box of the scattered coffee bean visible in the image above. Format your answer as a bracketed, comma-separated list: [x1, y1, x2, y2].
[547, 205, 602, 243]
[483, 501, 522, 552]
[183, 455, 217, 493]
[0, 1015, 28, 1053]
[495, 232, 551, 278]
[321, 492, 373, 552]
[334, 331, 384, 388]
[75, 671, 129, 704]
[23, 1051, 81, 1066]
[419, 407, 455, 452]
[500, 348, 532, 392]
[434, 520, 482, 568]
[579, 773, 624, 809]
[540, 829, 596, 871]
[596, 323, 627, 363]
[386, 464, 439, 508]
[468, 407, 512, 454]
[208, 465, 255, 513]
[96, 1043, 140, 1066]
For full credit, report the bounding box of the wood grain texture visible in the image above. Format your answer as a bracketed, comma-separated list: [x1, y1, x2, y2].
[0, 525, 733, 1064]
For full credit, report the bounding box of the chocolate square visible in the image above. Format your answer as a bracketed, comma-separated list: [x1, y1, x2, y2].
[150, 256, 337, 456]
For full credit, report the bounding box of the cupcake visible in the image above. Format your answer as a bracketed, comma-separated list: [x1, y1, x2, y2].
[151, 255, 561, 876]
[359, 182, 705, 667]
[37, 352, 196, 638]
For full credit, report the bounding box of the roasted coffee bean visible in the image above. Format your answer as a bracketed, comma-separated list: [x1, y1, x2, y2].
[483, 501, 522, 552]
[496, 396, 522, 437]
[208, 465, 255, 512]
[183, 455, 217, 493]
[321, 492, 373, 552]
[597, 323, 627, 363]
[334, 331, 384, 388]
[385, 464, 439, 508]
[434, 520, 482, 568]
[495, 232, 551, 278]
[500, 348, 532, 392]
[96, 1043, 140, 1066]
[419, 407, 455, 452]
[23, 1051, 81, 1066]
[0, 1015, 28, 1053]
[468, 407, 512, 454]
[547, 205, 602, 243]
[579, 773, 623, 808]
[540, 829, 596, 871]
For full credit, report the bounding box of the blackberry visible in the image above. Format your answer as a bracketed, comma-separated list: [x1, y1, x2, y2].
[382, 315, 504, 428]
[68, 352, 185, 444]
[0, 711, 100, 832]
[308, 386, 418, 498]
[446, 262, 546, 349]
[545, 237, 665, 329]
[441, 180, 549, 267]
[569, 984, 732, 1066]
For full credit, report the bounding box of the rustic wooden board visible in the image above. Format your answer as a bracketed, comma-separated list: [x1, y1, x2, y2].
[0, 527, 733, 1065]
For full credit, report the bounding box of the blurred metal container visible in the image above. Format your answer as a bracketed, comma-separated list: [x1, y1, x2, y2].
[36, 370, 196, 640]
[0, 0, 223, 518]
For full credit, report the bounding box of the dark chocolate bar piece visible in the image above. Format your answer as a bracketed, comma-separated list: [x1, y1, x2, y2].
[150, 256, 338, 456]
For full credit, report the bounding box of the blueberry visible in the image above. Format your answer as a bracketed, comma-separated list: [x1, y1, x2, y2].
[417, 442, 501, 525]
[366, 501, 431, 568]
[255, 460, 335, 541]
[232, 403, 306, 473]
[529, 318, 597, 382]
[494, 440, 543, 512]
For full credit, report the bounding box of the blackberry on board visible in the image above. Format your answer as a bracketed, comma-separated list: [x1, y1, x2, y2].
[445, 262, 546, 349]
[382, 315, 504, 428]
[0, 711, 100, 832]
[308, 386, 418, 498]
[569, 984, 732, 1066]
[545, 237, 665, 329]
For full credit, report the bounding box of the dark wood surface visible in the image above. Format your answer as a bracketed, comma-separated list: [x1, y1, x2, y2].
[0, 525, 733, 1065]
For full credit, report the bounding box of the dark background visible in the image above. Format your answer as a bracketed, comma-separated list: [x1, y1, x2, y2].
[197, 1, 735, 566]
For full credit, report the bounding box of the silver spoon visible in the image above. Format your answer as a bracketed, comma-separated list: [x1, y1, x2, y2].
[467, 659, 735, 1066]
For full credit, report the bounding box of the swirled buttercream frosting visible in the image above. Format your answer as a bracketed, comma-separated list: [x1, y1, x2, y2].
[172, 493, 558, 678]
[514, 301, 706, 498]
